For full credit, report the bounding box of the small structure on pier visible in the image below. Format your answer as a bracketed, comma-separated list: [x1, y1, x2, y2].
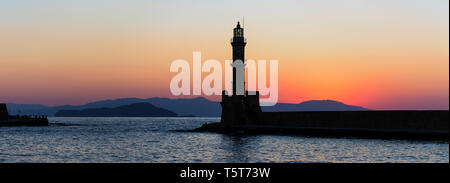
[0, 103, 8, 120]
[0, 103, 48, 126]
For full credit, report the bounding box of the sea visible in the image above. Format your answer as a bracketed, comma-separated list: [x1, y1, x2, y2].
[0, 117, 448, 163]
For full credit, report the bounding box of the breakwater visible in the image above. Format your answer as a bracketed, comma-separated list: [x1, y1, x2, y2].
[196, 110, 449, 140]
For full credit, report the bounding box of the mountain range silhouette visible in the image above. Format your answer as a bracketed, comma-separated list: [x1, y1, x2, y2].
[5, 97, 368, 117]
[54, 102, 178, 117]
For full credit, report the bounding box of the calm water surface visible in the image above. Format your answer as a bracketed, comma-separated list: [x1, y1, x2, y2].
[0, 117, 448, 163]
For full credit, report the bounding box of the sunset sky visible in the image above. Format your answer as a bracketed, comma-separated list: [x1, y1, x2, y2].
[0, 0, 448, 110]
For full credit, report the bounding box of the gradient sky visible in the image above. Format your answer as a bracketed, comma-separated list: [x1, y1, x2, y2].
[0, 0, 448, 110]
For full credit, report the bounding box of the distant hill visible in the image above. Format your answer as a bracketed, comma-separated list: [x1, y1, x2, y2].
[74, 97, 221, 117]
[261, 100, 368, 112]
[6, 97, 368, 117]
[54, 102, 178, 117]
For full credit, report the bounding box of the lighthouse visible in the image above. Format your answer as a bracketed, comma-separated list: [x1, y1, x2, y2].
[231, 22, 246, 96]
[221, 22, 261, 127]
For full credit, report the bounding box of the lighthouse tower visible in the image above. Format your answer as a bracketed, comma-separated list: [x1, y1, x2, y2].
[221, 22, 261, 127]
[231, 22, 246, 96]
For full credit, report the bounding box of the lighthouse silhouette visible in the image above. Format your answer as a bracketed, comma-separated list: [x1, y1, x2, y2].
[231, 22, 246, 96]
[221, 22, 262, 127]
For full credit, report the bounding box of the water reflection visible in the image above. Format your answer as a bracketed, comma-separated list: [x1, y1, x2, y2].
[218, 135, 250, 162]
